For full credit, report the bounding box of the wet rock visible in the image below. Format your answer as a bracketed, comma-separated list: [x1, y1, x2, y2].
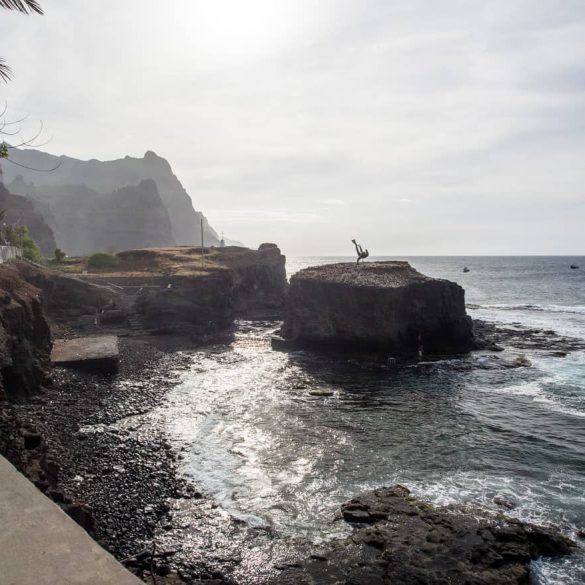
[493, 496, 517, 510]
[23, 431, 42, 450]
[271, 485, 575, 584]
[473, 320, 585, 354]
[308, 388, 334, 397]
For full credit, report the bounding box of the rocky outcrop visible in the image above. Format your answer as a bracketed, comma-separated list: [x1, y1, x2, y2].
[12, 261, 126, 329]
[125, 244, 288, 334]
[5, 148, 221, 248]
[272, 485, 575, 585]
[281, 262, 474, 357]
[8, 177, 175, 257]
[134, 270, 234, 336]
[220, 243, 287, 317]
[0, 181, 56, 255]
[0, 263, 51, 401]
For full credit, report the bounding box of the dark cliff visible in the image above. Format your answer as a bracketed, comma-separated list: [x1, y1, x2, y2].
[13, 261, 124, 327]
[0, 263, 51, 401]
[0, 182, 57, 255]
[281, 261, 474, 356]
[4, 148, 220, 249]
[111, 244, 288, 334]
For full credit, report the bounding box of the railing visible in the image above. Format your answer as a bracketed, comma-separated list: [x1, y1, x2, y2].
[0, 245, 22, 264]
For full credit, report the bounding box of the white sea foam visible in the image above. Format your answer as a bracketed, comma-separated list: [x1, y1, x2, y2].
[491, 381, 543, 397]
[468, 303, 585, 315]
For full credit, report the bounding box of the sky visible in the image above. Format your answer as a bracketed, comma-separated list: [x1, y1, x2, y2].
[1, 0, 584, 255]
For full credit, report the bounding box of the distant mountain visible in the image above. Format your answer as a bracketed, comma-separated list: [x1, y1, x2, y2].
[7, 176, 176, 257]
[2, 148, 220, 249]
[0, 181, 56, 255]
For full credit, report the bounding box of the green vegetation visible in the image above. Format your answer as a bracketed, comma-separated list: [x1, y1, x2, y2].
[21, 229, 41, 262]
[0, 222, 41, 262]
[87, 252, 120, 270]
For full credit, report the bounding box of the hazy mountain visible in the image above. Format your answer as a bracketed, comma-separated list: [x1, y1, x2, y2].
[2, 148, 220, 247]
[7, 177, 175, 257]
[0, 181, 56, 255]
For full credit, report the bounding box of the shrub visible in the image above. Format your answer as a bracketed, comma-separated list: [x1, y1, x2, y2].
[54, 248, 66, 263]
[22, 230, 42, 263]
[87, 252, 120, 270]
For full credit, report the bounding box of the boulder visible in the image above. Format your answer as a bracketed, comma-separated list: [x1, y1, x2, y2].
[271, 485, 575, 585]
[281, 262, 474, 357]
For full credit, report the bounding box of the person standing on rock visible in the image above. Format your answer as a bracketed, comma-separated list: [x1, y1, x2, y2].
[352, 239, 369, 264]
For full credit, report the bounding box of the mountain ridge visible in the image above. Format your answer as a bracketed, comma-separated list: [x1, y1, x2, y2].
[2, 148, 220, 249]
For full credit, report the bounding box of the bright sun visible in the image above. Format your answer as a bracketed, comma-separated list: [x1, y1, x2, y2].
[186, 0, 303, 62]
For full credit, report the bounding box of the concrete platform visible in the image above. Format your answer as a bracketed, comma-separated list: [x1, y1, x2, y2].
[0, 455, 141, 585]
[52, 336, 119, 373]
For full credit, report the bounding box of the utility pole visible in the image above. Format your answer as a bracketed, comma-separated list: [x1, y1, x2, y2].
[200, 217, 204, 259]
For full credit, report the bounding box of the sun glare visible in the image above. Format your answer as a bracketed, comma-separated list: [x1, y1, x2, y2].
[188, 1, 302, 62]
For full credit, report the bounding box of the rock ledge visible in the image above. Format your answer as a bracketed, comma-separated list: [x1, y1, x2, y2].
[272, 485, 575, 584]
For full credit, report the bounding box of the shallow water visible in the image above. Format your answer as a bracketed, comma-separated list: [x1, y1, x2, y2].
[162, 256, 585, 583]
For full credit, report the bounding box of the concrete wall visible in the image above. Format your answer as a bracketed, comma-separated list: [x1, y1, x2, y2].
[0, 246, 22, 263]
[0, 455, 141, 585]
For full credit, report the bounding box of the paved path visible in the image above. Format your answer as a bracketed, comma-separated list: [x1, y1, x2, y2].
[0, 455, 141, 585]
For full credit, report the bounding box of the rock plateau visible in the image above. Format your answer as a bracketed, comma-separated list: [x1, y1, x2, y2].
[281, 261, 474, 357]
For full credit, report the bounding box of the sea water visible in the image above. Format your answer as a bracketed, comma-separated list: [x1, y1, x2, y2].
[162, 256, 585, 583]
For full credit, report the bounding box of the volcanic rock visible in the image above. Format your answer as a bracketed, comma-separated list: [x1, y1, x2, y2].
[281, 262, 474, 357]
[272, 485, 575, 584]
[0, 263, 51, 401]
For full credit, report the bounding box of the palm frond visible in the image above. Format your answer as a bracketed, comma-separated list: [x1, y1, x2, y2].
[0, 58, 12, 82]
[0, 0, 43, 14]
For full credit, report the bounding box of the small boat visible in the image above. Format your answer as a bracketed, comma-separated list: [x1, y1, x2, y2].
[463, 267, 470, 273]
[570, 264, 579, 269]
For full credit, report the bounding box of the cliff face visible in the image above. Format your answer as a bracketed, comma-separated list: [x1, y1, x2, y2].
[8, 177, 175, 256]
[4, 148, 220, 248]
[113, 244, 288, 334]
[0, 182, 57, 255]
[0, 263, 51, 401]
[281, 261, 474, 356]
[13, 261, 124, 327]
[218, 243, 287, 317]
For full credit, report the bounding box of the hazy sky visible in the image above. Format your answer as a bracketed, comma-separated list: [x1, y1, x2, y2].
[1, 0, 584, 255]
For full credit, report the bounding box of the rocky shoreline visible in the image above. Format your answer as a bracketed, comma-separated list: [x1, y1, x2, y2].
[0, 336, 201, 581]
[2, 255, 584, 584]
[2, 316, 584, 583]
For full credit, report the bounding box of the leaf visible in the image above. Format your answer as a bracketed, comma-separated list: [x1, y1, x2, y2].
[0, 0, 43, 14]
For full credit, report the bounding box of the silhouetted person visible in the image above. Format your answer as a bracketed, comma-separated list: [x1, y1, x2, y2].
[352, 239, 369, 264]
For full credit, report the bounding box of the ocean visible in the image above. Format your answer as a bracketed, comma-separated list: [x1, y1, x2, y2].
[157, 256, 585, 583]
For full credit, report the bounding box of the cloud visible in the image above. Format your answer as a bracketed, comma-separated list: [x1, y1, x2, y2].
[1, 0, 584, 254]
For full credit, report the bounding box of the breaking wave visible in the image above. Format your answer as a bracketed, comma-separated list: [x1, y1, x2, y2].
[467, 303, 585, 315]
